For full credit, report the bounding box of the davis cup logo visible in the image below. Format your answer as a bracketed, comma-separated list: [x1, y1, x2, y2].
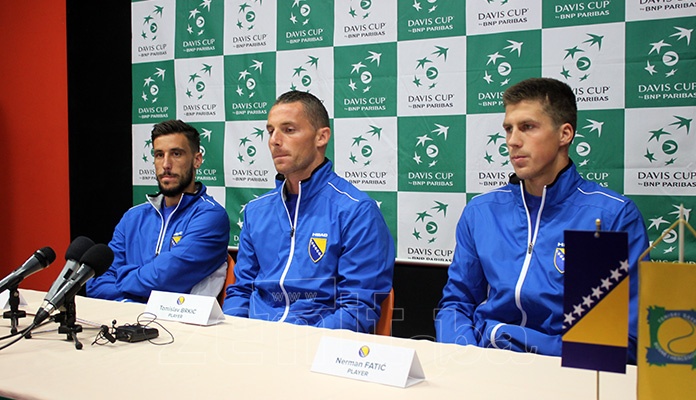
[290, 0, 314, 25]
[186, 0, 212, 36]
[643, 115, 691, 166]
[235, 59, 264, 99]
[348, 50, 382, 94]
[643, 26, 692, 80]
[186, 63, 213, 100]
[140, 5, 164, 41]
[482, 39, 523, 88]
[348, 0, 373, 19]
[141, 67, 167, 104]
[413, 123, 449, 168]
[483, 131, 509, 167]
[558, 33, 603, 83]
[412, 200, 448, 243]
[574, 118, 604, 167]
[236, 127, 264, 166]
[412, 46, 449, 90]
[350, 125, 382, 166]
[234, 0, 259, 31]
[647, 204, 692, 257]
[412, 0, 440, 13]
[289, 55, 320, 92]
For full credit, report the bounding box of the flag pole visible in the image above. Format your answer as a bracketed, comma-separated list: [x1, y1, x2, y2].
[679, 204, 684, 263]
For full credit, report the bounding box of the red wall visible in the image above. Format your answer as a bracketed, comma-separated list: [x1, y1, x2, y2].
[0, 2, 71, 290]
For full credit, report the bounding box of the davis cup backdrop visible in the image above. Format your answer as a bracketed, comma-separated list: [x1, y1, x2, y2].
[131, 0, 696, 265]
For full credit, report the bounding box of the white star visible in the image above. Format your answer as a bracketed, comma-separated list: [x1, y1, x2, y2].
[564, 312, 576, 325]
[579, 159, 589, 167]
[238, 69, 251, 80]
[664, 246, 675, 254]
[155, 68, 166, 80]
[619, 259, 629, 273]
[432, 124, 449, 140]
[200, 128, 212, 142]
[289, 13, 297, 24]
[366, 51, 382, 66]
[187, 25, 193, 35]
[610, 268, 622, 281]
[670, 204, 692, 221]
[236, 218, 243, 229]
[416, 134, 432, 147]
[573, 303, 584, 317]
[649, 216, 669, 230]
[251, 60, 263, 73]
[591, 286, 603, 299]
[236, 86, 244, 96]
[486, 52, 505, 65]
[504, 40, 523, 57]
[375, 200, 382, 209]
[189, 8, 201, 19]
[648, 40, 671, 55]
[666, 69, 677, 77]
[292, 0, 301, 7]
[200, 0, 212, 11]
[428, 160, 438, 167]
[644, 61, 657, 75]
[483, 71, 493, 84]
[582, 295, 594, 308]
[362, 85, 371, 93]
[413, 152, 422, 165]
[671, 26, 693, 46]
[143, 76, 154, 87]
[428, 5, 437, 13]
[582, 119, 604, 137]
[348, 79, 357, 91]
[500, 78, 510, 86]
[141, 92, 148, 101]
[351, 61, 366, 74]
[601, 277, 612, 290]
[412, 0, 421, 12]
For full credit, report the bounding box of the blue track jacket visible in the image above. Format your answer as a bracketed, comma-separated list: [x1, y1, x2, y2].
[87, 183, 230, 302]
[223, 159, 395, 333]
[436, 163, 649, 363]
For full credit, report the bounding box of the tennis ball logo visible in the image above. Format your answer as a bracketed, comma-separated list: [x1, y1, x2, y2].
[657, 316, 696, 357]
[358, 345, 370, 357]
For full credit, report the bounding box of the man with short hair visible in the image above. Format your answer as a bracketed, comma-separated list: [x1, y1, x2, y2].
[435, 78, 649, 363]
[87, 120, 230, 302]
[223, 91, 394, 333]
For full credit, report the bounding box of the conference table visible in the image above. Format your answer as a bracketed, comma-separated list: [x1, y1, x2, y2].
[0, 290, 636, 399]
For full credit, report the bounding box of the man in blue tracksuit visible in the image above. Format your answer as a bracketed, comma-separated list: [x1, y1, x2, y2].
[435, 78, 649, 363]
[223, 91, 394, 333]
[87, 120, 230, 303]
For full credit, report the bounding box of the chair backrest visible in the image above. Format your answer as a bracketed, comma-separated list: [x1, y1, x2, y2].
[217, 253, 236, 305]
[375, 288, 394, 336]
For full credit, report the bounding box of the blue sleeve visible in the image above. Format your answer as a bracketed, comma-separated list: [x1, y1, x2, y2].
[315, 200, 395, 333]
[435, 208, 487, 346]
[222, 206, 259, 317]
[611, 199, 650, 364]
[86, 215, 129, 301]
[88, 205, 229, 302]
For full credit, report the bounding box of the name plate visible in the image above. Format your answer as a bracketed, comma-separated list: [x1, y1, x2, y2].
[145, 290, 225, 326]
[311, 336, 425, 388]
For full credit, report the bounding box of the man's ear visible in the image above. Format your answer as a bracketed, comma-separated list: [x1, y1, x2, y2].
[560, 122, 574, 147]
[316, 126, 331, 148]
[193, 151, 203, 169]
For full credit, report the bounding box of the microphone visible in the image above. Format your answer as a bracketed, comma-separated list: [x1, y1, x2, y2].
[43, 236, 95, 302]
[33, 244, 113, 326]
[0, 247, 56, 294]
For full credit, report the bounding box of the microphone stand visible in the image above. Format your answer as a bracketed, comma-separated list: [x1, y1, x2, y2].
[54, 296, 83, 350]
[2, 286, 30, 337]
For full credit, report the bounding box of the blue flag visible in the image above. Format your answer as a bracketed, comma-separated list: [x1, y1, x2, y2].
[562, 230, 629, 373]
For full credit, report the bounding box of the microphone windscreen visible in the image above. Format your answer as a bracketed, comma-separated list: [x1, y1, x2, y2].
[65, 236, 95, 261]
[38, 247, 57, 266]
[79, 244, 114, 276]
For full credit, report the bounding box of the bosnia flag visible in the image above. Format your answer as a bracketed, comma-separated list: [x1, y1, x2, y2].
[562, 230, 629, 373]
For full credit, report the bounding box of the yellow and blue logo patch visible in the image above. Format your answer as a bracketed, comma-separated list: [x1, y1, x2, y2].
[171, 231, 183, 247]
[308, 233, 328, 263]
[554, 243, 565, 274]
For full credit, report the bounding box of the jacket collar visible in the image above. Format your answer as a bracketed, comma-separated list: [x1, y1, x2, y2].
[275, 158, 332, 200]
[147, 181, 205, 211]
[509, 161, 582, 206]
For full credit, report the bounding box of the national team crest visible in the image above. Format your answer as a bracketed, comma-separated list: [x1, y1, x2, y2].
[308, 234, 328, 263]
[554, 244, 565, 273]
[171, 231, 183, 247]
